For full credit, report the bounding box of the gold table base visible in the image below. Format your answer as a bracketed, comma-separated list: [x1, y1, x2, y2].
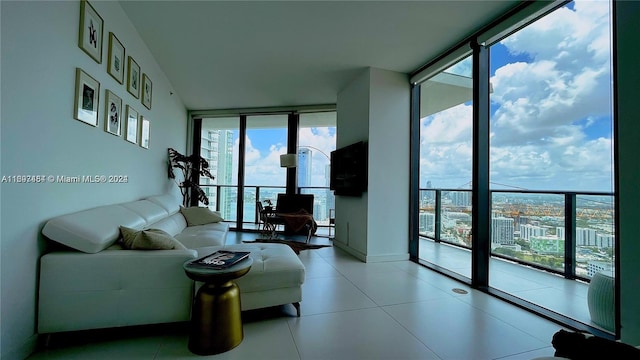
[189, 281, 244, 355]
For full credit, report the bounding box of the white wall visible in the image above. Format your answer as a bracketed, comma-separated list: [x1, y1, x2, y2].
[367, 68, 410, 261]
[0, 1, 187, 359]
[335, 69, 370, 259]
[616, 0, 640, 345]
[335, 68, 410, 262]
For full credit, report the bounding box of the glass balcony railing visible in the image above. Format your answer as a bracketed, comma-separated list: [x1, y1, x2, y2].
[198, 184, 336, 231]
[419, 188, 615, 281]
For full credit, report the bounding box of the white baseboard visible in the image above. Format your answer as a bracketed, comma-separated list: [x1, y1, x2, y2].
[333, 241, 410, 263]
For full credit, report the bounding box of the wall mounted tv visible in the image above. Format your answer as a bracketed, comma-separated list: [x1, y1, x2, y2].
[330, 141, 368, 196]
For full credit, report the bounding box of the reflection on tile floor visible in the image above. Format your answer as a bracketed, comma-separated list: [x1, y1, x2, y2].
[419, 238, 594, 326]
[29, 232, 563, 360]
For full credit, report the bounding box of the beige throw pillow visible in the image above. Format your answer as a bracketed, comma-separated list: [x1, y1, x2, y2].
[119, 226, 187, 250]
[180, 207, 224, 226]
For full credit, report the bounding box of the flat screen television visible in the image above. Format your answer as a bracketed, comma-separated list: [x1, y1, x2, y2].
[330, 141, 367, 196]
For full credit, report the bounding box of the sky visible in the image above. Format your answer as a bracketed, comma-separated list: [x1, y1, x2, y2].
[420, 0, 614, 192]
[230, 114, 337, 188]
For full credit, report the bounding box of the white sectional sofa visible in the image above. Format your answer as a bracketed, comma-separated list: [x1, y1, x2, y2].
[38, 192, 305, 335]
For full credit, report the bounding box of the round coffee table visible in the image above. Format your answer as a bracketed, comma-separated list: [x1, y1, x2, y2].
[183, 256, 253, 355]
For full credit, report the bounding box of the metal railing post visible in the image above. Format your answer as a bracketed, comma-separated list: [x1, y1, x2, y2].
[565, 193, 577, 279]
[435, 190, 442, 243]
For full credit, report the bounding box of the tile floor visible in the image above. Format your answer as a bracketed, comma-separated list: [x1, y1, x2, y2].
[29, 232, 565, 360]
[419, 239, 597, 328]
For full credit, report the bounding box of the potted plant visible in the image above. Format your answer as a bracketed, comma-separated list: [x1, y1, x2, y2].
[168, 148, 215, 207]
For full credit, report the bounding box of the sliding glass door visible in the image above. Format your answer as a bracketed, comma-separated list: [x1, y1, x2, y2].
[418, 55, 474, 280]
[244, 114, 289, 224]
[487, 0, 615, 331]
[412, 0, 616, 335]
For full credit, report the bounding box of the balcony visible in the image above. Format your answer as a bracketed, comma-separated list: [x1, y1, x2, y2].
[418, 188, 615, 335]
[198, 184, 335, 237]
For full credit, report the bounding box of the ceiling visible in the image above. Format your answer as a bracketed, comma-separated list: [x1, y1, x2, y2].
[120, 1, 520, 111]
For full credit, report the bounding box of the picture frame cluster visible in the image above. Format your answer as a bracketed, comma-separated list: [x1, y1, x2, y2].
[75, 0, 152, 149]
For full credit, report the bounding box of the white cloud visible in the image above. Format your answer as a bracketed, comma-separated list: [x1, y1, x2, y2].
[232, 126, 337, 188]
[421, 1, 613, 192]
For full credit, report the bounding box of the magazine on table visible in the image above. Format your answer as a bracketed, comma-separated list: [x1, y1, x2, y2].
[190, 250, 250, 269]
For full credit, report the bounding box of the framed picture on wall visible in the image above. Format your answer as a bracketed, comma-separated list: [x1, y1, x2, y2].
[125, 105, 138, 143]
[107, 32, 125, 84]
[140, 117, 150, 149]
[78, 0, 103, 63]
[127, 56, 140, 98]
[73, 68, 100, 126]
[104, 90, 122, 136]
[141, 74, 152, 110]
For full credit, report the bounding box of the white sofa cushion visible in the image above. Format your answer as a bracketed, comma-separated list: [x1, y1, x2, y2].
[195, 243, 305, 293]
[42, 205, 146, 254]
[146, 193, 182, 215]
[175, 222, 229, 249]
[147, 213, 188, 237]
[120, 200, 169, 224]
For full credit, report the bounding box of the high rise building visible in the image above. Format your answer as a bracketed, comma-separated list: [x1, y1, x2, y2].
[576, 227, 598, 246]
[596, 234, 615, 249]
[419, 212, 436, 235]
[451, 191, 471, 206]
[297, 148, 312, 188]
[200, 129, 234, 219]
[520, 224, 547, 240]
[492, 217, 514, 245]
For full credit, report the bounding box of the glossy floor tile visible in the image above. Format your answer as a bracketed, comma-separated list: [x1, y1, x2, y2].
[419, 238, 593, 326]
[29, 232, 564, 360]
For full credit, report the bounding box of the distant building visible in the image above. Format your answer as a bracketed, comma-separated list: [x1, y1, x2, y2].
[588, 261, 613, 278]
[200, 129, 234, 218]
[425, 180, 434, 201]
[576, 227, 598, 246]
[419, 212, 436, 234]
[596, 233, 615, 249]
[297, 148, 312, 188]
[492, 217, 514, 245]
[520, 224, 547, 240]
[451, 191, 471, 206]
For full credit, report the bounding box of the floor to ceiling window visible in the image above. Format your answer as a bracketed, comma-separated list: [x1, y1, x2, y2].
[199, 117, 240, 221]
[196, 108, 335, 233]
[487, 0, 615, 332]
[411, 0, 616, 335]
[418, 55, 474, 280]
[244, 114, 289, 224]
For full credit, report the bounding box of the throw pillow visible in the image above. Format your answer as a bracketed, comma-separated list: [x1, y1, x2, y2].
[119, 226, 187, 250]
[180, 206, 224, 226]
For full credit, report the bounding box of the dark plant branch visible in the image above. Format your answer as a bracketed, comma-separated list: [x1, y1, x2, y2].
[168, 148, 215, 206]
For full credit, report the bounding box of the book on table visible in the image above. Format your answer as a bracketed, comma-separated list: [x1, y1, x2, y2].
[190, 250, 250, 269]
